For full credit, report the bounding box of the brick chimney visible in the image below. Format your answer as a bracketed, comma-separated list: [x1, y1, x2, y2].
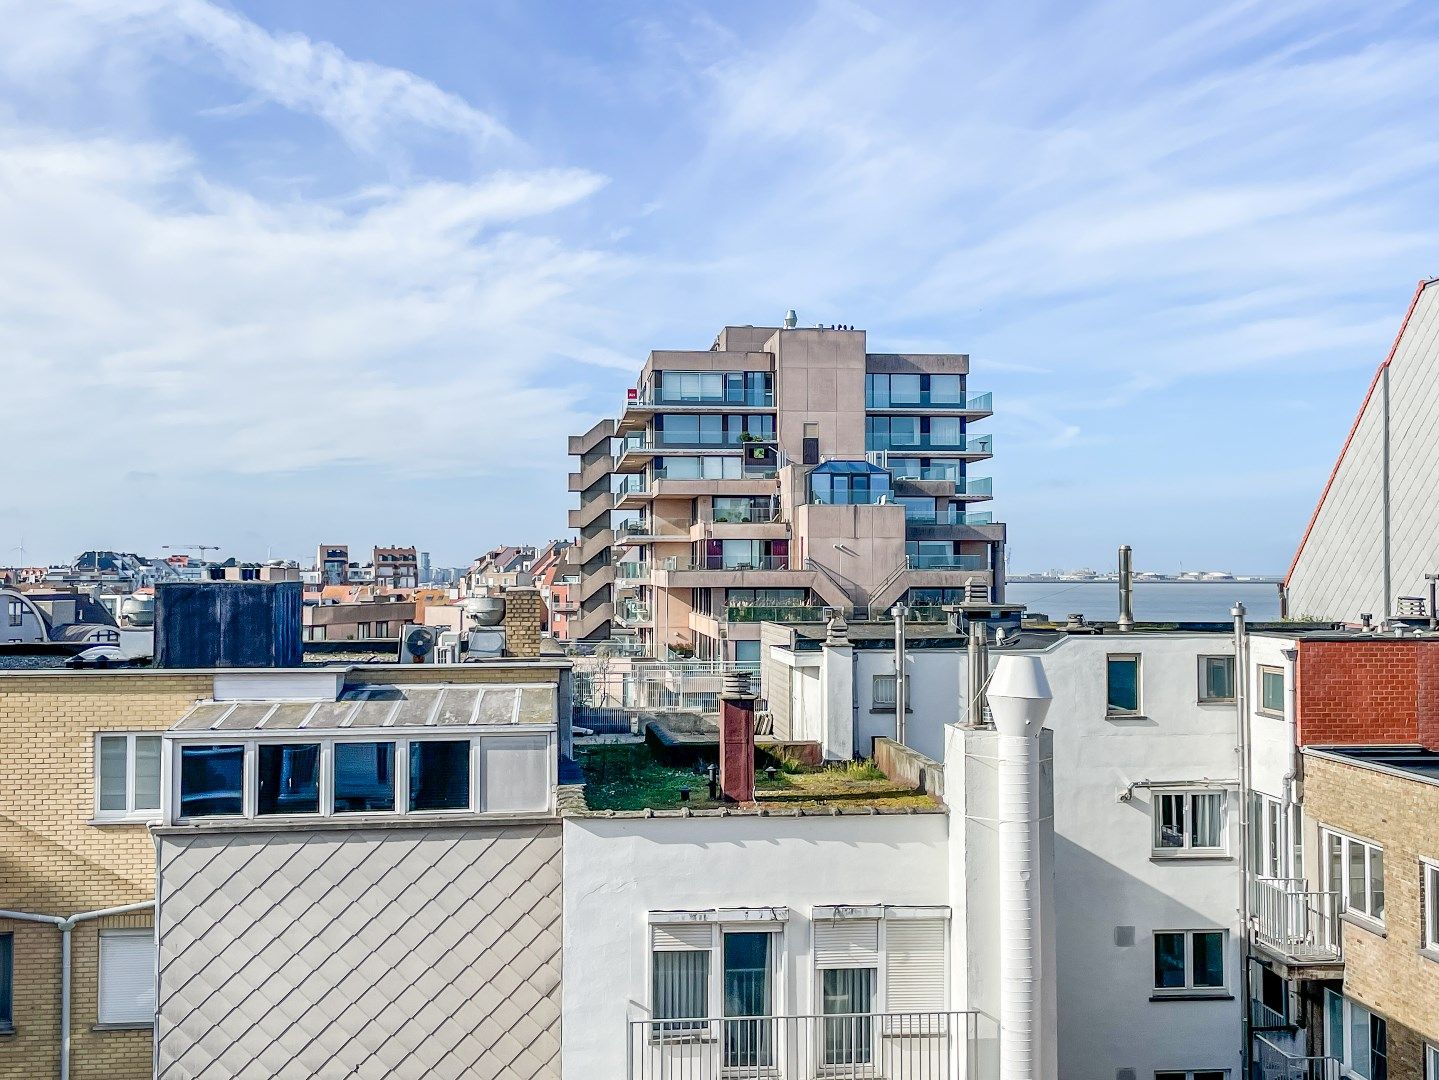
[500, 586, 542, 658]
[719, 669, 756, 802]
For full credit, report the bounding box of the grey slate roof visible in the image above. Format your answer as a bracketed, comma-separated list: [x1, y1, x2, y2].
[171, 683, 557, 732]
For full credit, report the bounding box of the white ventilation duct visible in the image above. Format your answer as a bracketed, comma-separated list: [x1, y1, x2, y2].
[987, 654, 1054, 1080]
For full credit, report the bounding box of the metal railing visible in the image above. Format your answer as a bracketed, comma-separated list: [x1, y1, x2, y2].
[633, 387, 776, 408]
[906, 554, 989, 570]
[616, 562, 651, 580]
[652, 464, 780, 482]
[1250, 997, 1290, 1031]
[627, 1010, 989, 1080]
[697, 555, 791, 571]
[865, 434, 994, 454]
[865, 391, 992, 411]
[616, 601, 653, 626]
[1249, 877, 1342, 963]
[616, 475, 649, 496]
[725, 604, 828, 623]
[903, 508, 994, 526]
[1253, 1033, 1340, 1080]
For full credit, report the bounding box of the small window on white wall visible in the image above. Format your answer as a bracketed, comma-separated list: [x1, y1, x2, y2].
[651, 922, 712, 1032]
[1153, 791, 1226, 855]
[98, 929, 155, 1026]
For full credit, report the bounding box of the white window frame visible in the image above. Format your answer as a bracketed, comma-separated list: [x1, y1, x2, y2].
[167, 730, 556, 825]
[93, 733, 164, 823]
[6, 600, 22, 627]
[1322, 828, 1385, 926]
[1326, 990, 1387, 1080]
[1106, 653, 1142, 715]
[1426, 1042, 1438, 1080]
[1152, 929, 1227, 996]
[1152, 789, 1228, 857]
[1422, 859, 1439, 957]
[872, 674, 897, 711]
[646, 910, 788, 1034]
[1197, 656, 1235, 703]
[97, 928, 156, 1027]
[1257, 665, 1285, 717]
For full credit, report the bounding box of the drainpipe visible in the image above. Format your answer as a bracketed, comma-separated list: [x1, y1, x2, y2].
[987, 655, 1054, 1080]
[0, 900, 155, 1080]
[1232, 602, 1252, 1077]
[892, 604, 908, 746]
[967, 617, 990, 726]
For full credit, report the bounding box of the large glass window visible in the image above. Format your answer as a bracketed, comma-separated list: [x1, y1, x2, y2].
[1199, 657, 1235, 702]
[256, 743, 320, 815]
[652, 949, 709, 1031]
[822, 967, 874, 1065]
[96, 733, 163, 819]
[409, 740, 471, 811]
[1154, 791, 1225, 854]
[809, 465, 892, 505]
[1153, 931, 1226, 993]
[334, 742, 396, 812]
[724, 932, 773, 1069]
[1327, 991, 1388, 1080]
[1107, 655, 1141, 714]
[1259, 666, 1285, 715]
[179, 744, 244, 817]
[1324, 829, 1385, 922]
[866, 373, 966, 408]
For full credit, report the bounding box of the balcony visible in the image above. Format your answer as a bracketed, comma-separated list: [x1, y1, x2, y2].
[903, 509, 994, 526]
[1249, 877, 1343, 975]
[865, 434, 993, 455]
[1253, 1034, 1340, 1080]
[907, 554, 989, 571]
[633, 387, 776, 408]
[726, 604, 828, 623]
[615, 601, 653, 627]
[616, 561, 651, 581]
[866, 390, 993, 412]
[627, 1010, 991, 1080]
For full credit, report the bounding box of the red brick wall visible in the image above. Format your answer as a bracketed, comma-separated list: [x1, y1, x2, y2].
[1295, 640, 1439, 749]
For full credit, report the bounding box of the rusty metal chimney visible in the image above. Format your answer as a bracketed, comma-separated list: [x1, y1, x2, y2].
[720, 669, 756, 802]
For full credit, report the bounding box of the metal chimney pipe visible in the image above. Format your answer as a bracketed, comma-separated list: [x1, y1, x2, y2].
[966, 618, 989, 726]
[892, 605, 909, 745]
[1117, 546, 1135, 632]
[987, 655, 1054, 1080]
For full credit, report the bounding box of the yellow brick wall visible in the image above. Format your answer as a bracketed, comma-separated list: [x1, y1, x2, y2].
[0, 673, 211, 1080]
[1303, 754, 1439, 1079]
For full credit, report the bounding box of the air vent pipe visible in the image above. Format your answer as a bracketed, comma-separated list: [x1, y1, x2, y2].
[987, 655, 1053, 1080]
[1118, 546, 1135, 632]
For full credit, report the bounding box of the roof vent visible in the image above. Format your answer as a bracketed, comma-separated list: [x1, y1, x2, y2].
[783, 309, 797, 329]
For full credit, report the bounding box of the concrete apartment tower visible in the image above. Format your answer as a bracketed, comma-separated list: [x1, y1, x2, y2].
[568, 319, 1005, 661]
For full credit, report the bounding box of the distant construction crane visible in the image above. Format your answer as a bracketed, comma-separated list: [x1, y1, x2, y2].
[163, 544, 221, 560]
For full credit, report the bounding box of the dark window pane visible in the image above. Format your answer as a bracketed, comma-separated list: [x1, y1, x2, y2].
[1192, 932, 1225, 987]
[1154, 932, 1185, 988]
[0, 933, 11, 1027]
[1108, 657, 1139, 712]
[1262, 670, 1285, 712]
[334, 742, 396, 812]
[257, 744, 320, 815]
[409, 741, 470, 811]
[179, 744, 244, 817]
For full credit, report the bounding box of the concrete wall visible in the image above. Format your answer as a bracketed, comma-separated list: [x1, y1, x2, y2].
[1303, 753, 1439, 1078]
[1288, 280, 1439, 622]
[156, 822, 563, 1080]
[771, 328, 868, 461]
[561, 813, 951, 1080]
[0, 671, 213, 1080]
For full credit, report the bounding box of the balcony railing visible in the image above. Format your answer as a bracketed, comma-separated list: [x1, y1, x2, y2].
[616, 601, 653, 626]
[634, 388, 776, 408]
[627, 1011, 990, 1080]
[616, 475, 648, 496]
[1249, 877, 1342, 963]
[726, 604, 828, 623]
[697, 555, 791, 571]
[865, 434, 993, 454]
[615, 562, 651, 580]
[866, 391, 992, 411]
[906, 554, 989, 571]
[1253, 1033, 1340, 1080]
[651, 464, 779, 482]
[904, 509, 994, 526]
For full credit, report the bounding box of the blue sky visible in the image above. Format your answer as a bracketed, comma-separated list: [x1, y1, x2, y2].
[2, 0, 1437, 572]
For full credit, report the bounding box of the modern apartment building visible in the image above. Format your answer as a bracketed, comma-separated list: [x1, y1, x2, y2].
[372, 545, 419, 589]
[568, 319, 1005, 660]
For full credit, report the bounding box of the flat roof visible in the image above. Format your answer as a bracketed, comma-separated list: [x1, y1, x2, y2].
[1306, 745, 1439, 785]
[781, 621, 1318, 651]
[171, 683, 557, 732]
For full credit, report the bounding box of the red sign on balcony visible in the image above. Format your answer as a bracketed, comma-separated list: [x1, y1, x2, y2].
[627, 388, 638, 403]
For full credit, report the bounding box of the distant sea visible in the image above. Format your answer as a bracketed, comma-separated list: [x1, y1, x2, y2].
[1007, 581, 1282, 623]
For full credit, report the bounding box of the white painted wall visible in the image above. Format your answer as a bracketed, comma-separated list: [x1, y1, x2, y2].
[0, 589, 46, 643]
[562, 813, 952, 1080]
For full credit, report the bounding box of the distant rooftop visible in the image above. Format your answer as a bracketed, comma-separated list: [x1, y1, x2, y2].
[171, 683, 557, 732]
[1307, 745, 1439, 784]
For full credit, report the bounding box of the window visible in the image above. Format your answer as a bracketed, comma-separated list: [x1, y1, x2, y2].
[1258, 666, 1285, 715]
[0, 933, 11, 1032]
[256, 743, 320, 815]
[6, 600, 22, 627]
[1326, 991, 1387, 1080]
[1423, 861, 1439, 954]
[1107, 655, 1141, 714]
[178, 744, 245, 818]
[334, 742, 395, 813]
[1153, 931, 1226, 994]
[1154, 791, 1226, 855]
[651, 922, 711, 1032]
[1323, 829, 1385, 923]
[1247, 794, 1288, 879]
[408, 740, 470, 811]
[1199, 657, 1234, 702]
[98, 929, 155, 1026]
[96, 734, 163, 820]
[1426, 1043, 1438, 1080]
[816, 919, 879, 1067]
[873, 674, 897, 711]
[1157, 1073, 1226, 1080]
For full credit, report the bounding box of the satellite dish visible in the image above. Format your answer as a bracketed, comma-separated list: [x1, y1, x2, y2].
[401, 625, 437, 662]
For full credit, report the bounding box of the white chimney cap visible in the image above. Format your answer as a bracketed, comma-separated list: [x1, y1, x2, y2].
[987, 654, 1052, 737]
